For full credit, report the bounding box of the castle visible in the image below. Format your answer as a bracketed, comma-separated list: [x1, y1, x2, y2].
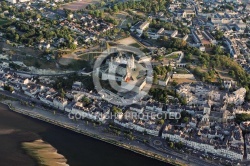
[109, 52, 135, 72]
[102, 52, 136, 82]
[100, 51, 147, 93]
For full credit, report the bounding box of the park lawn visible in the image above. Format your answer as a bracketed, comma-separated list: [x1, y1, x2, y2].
[129, 43, 142, 48]
[133, 11, 146, 18]
[172, 78, 197, 84]
[200, 67, 232, 82]
[175, 68, 189, 74]
[117, 36, 137, 45]
[60, 0, 98, 11]
[115, 11, 128, 19]
[141, 47, 151, 53]
[166, 54, 179, 59]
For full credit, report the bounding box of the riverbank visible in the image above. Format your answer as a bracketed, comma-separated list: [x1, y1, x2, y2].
[22, 139, 68, 166]
[0, 100, 185, 166]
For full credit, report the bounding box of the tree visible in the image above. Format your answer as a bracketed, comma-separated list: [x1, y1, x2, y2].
[3, 85, 14, 92]
[149, 88, 168, 103]
[162, 36, 168, 41]
[158, 119, 165, 125]
[142, 32, 149, 39]
[229, 70, 235, 78]
[153, 72, 158, 84]
[113, 5, 119, 13]
[175, 141, 183, 149]
[82, 96, 90, 104]
[127, 23, 132, 29]
[172, 80, 178, 87]
[225, 4, 234, 10]
[35, 14, 41, 19]
[100, 10, 104, 18]
[213, 45, 223, 55]
[235, 114, 250, 124]
[112, 106, 122, 114]
[181, 111, 190, 122]
[169, 142, 174, 148]
[100, 0, 106, 7]
[184, 53, 192, 61]
[15, 34, 19, 42]
[69, 43, 77, 50]
[180, 97, 187, 105]
[60, 88, 66, 98]
[214, 30, 224, 40]
[166, 65, 172, 72]
[183, 117, 189, 123]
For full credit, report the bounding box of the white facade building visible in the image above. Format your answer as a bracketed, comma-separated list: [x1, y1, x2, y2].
[53, 97, 68, 110]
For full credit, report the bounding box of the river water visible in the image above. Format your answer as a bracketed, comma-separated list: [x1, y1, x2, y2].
[0, 104, 170, 166]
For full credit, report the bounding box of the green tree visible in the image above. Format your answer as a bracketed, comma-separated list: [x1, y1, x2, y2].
[15, 34, 19, 42]
[184, 53, 192, 61]
[127, 23, 132, 29]
[82, 96, 90, 104]
[175, 141, 183, 149]
[158, 119, 165, 125]
[69, 43, 77, 49]
[113, 5, 119, 13]
[214, 30, 224, 40]
[3, 85, 14, 92]
[60, 88, 66, 98]
[112, 106, 122, 114]
[153, 72, 158, 84]
[183, 117, 189, 123]
[169, 142, 174, 148]
[235, 114, 250, 124]
[172, 80, 178, 87]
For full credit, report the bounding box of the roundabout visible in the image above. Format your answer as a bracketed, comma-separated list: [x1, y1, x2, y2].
[153, 140, 163, 146]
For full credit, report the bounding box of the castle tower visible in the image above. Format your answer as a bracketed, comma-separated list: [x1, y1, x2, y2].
[128, 55, 135, 70]
[124, 65, 132, 82]
[108, 57, 116, 74]
[131, 55, 135, 69]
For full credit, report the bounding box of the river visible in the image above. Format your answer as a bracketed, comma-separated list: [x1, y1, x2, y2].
[0, 104, 170, 166]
